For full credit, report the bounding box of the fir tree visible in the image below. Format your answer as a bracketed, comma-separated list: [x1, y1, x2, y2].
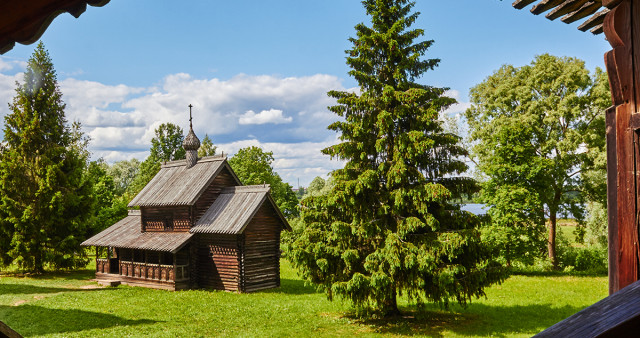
[0, 43, 94, 272]
[290, 0, 504, 316]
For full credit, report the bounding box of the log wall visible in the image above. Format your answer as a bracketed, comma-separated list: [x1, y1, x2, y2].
[141, 206, 192, 232]
[241, 202, 282, 292]
[193, 168, 238, 223]
[196, 233, 241, 291]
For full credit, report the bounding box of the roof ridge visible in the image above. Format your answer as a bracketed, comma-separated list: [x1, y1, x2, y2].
[221, 185, 270, 193]
[160, 155, 227, 168]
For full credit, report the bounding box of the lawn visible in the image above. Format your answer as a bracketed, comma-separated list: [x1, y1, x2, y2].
[0, 259, 607, 337]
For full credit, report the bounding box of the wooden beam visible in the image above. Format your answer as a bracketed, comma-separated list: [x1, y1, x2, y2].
[512, 0, 538, 9]
[546, 0, 590, 20]
[578, 9, 608, 31]
[531, 0, 567, 15]
[592, 23, 605, 34]
[561, 1, 601, 24]
[606, 106, 619, 295]
[603, 0, 639, 293]
[603, 0, 624, 9]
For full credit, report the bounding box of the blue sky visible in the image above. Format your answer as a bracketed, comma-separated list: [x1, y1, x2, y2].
[0, 0, 611, 186]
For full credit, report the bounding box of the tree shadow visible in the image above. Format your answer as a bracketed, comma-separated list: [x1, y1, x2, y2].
[1, 268, 95, 281]
[0, 283, 86, 295]
[347, 303, 584, 337]
[1, 304, 156, 336]
[258, 278, 320, 295]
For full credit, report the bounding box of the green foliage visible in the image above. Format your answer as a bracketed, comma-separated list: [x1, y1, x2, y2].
[584, 201, 607, 249]
[465, 54, 610, 267]
[106, 158, 140, 196]
[0, 43, 94, 272]
[306, 176, 326, 196]
[228, 146, 299, 217]
[126, 155, 161, 198]
[198, 134, 217, 157]
[126, 123, 186, 198]
[85, 160, 128, 235]
[290, 0, 504, 317]
[149, 123, 185, 162]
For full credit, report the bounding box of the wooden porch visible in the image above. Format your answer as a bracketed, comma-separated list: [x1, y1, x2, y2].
[94, 246, 191, 291]
[95, 258, 190, 290]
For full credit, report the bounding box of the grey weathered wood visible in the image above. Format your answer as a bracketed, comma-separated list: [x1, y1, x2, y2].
[513, 0, 538, 9]
[535, 280, 640, 337]
[546, 0, 590, 20]
[532, 0, 569, 15]
[577, 9, 609, 31]
[0, 321, 22, 338]
[561, 1, 600, 23]
[81, 215, 193, 253]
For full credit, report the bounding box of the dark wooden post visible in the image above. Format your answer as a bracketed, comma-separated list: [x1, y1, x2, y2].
[603, 0, 640, 294]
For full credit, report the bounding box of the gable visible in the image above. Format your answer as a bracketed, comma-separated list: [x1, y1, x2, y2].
[190, 185, 290, 235]
[128, 156, 240, 207]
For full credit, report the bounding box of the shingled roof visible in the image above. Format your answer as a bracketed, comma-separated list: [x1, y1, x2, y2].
[81, 210, 192, 253]
[128, 155, 240, 207]
[191, 185, 291, 235]
[512, 0, 616, 35]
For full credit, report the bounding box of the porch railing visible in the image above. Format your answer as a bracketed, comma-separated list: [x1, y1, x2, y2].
[112, 261, 189, 282]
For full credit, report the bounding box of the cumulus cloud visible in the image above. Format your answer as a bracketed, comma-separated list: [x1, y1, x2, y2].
[0, 69, 346, 186]
[239, 109, 292, 125]
[443, 89, 472, 115]
[0, 67, 473, 186]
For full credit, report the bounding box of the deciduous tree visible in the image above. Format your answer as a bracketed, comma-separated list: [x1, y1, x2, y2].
[289, 0, 504, 316]
[229, 146, 298, 217]
[198, 134, 217, 157]
[465, 54, 610, 267]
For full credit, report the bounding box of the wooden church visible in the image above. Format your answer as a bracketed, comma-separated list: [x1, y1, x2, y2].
[82, 114, 291, 292]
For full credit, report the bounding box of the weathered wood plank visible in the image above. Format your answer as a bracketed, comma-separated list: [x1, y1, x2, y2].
[512, 0, 538, 9]
[546, 0, 590, 20]
[561, 1, 600, 23]
[577, 8, 609, 31]
[535, 279, 640, 337]
[531, 0, 567, 15]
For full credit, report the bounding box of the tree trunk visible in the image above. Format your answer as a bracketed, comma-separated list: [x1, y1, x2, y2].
[548, 213, 557, 268]
[383, 286, 401, 317]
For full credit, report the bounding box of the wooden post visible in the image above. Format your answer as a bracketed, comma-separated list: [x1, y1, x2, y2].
[604, 0, 640, 293]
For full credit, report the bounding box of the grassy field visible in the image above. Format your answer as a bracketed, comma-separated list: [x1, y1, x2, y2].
[0, 256, 607, 337]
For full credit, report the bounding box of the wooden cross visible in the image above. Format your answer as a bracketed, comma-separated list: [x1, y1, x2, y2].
[188, 104, 193, 128]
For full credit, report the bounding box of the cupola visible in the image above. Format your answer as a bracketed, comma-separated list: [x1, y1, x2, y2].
[183, 104, 200, 168]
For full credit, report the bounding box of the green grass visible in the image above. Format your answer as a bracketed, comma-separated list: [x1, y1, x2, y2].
[0, 259, 607, 337]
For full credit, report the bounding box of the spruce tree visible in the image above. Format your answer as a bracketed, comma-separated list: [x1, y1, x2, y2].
[0, 43, 93, 272]
[290, 0, 504, 316]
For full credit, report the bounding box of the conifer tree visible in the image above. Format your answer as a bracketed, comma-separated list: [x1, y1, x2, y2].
[0, 43, 94, 272]
[290, 0, 504, 316]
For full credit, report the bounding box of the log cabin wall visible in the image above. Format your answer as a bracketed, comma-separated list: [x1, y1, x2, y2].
[196, 233, 241, 291]
[141, 206, 191, 232]
[240, 202, 282, 292]
[192, 167, 239, 224]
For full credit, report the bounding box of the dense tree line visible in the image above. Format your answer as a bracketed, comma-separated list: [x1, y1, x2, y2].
[0, 44, 299, 273]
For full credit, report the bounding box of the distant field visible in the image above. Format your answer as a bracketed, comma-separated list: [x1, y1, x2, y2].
[0, 258, 607, 337]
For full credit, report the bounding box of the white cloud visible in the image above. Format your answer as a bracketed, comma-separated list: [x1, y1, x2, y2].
[239, 109, 292, 125]
[444, 89, 472, 115]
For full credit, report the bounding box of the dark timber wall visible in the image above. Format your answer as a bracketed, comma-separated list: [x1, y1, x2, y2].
[141, 206, 191, 231]
[197, 233, 241, 291]
[193, 167, 238, 223]
[241, 202, 282, 292]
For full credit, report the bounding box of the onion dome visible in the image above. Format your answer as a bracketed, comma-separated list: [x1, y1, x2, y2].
[183, 127, 200, 150]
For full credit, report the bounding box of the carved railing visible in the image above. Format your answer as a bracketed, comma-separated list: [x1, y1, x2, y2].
[96, 258, 109, 274]
[118, 261, 189, 282]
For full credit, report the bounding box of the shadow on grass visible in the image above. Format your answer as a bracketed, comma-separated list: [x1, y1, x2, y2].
[348, 303, 584, 337]
[260, 278, 320, 295]
[0, 268, 95, 281]
[1, 304, 156, 336]
[0, 283, 92, 295]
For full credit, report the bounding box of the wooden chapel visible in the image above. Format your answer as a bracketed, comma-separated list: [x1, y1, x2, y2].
[81, 111, 291, 292]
